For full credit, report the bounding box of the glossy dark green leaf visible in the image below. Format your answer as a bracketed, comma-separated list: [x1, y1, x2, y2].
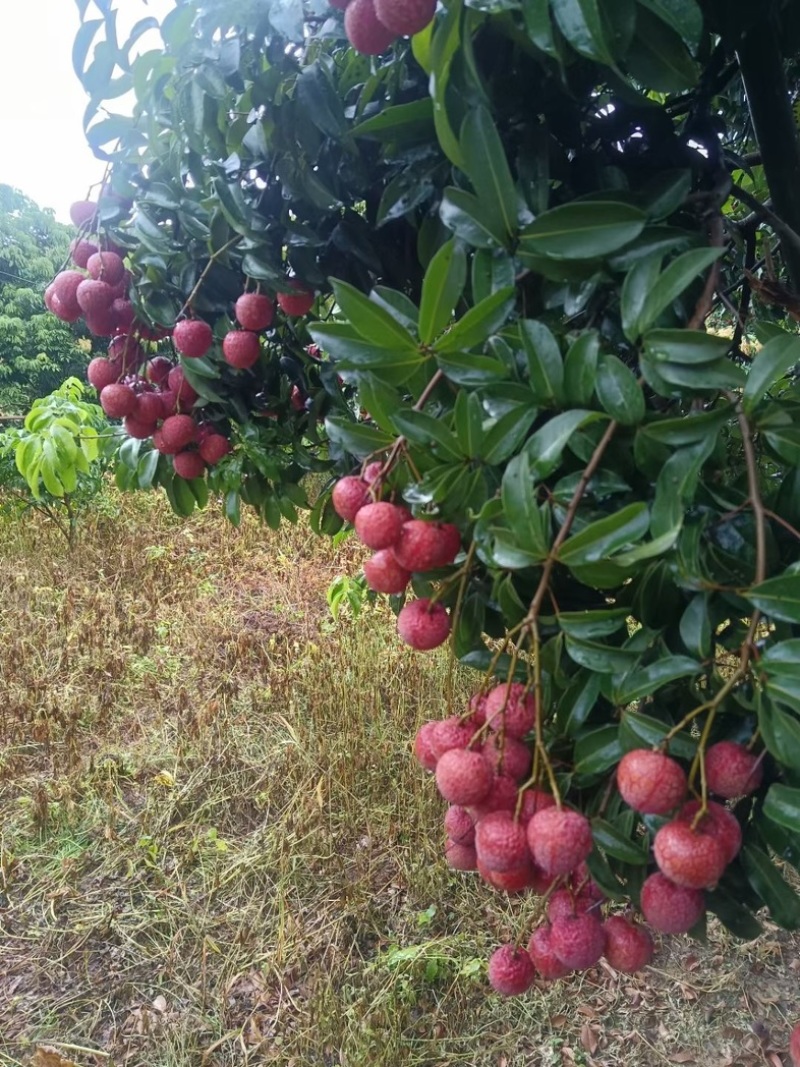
[454, 390, 484, 457]
[558, 503, 650, 565]
[519, 201, 646, 260]
[440, 187, 506, 249]
[558, 608, 630, 639]
[747, 573, 800, 624]
[612, 655, 701, 704]
[741, 845, 800, 929]
[619, 710, 695, 760]
[436, 351, 509, 387]
[351, 99, 435, 142]
[521, 320, 563, 405]
[392, 410, 463, 459]
[436, 287, 515, 353]
[626, 9, 699, 91]
[559, 669, 602, 737]
[524, 410, 606, 480]
[595, 354, 645, 425]
[551, 0, 616, 64]
[563, 331, 599, 406]
[501, 451, 551, 555]
[638, 248, 723, 330]
[419, 239, 466, 344]
[760, 639, 800, 714]
[592, 818, 649, 864]
[324, 416, 394, 457]
[742, 333, 800, 415]
[620, 253, 662, 341]
[764, 784, 800, 833]
[705, 886, 762, 940]
[565, 635, 640, 673]
[460, 107, 519, 239]
[679, 594, 712, 659]
[642, 329, 730, 365]
[758, 693, 800, 771]
[637, 0, 702, 48]
[574, 724, 623, 774]
[331, 280, 419, 350]
[480, 405, 538, 464]
[471, 249, 515, 304]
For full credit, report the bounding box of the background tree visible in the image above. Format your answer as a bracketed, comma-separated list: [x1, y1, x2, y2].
[54, 0, 800, 1001]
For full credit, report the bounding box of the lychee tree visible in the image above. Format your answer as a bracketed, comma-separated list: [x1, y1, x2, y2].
[56, 0, 800, 1015]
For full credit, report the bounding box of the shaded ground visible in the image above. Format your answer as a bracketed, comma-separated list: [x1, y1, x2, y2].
[0, 493, 797, 1067]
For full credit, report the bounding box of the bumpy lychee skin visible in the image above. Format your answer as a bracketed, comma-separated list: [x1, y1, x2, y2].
[100, 383, 137, 419]
[444, 805, 475, 846]
[676, 800, 742, 866]
[413, 721, 438, 772]
[478, 858, 541, 894]
[362, 460, 384, 486]
[235, 292, 274, 331]
[550, 913, 606, 970]
[199, 434, 232, 465]
[354, 501, 408, 550]
[363, 550, 411, 594]
[527, 808, 593, 877]
[332, 476, 369, 522]
[135, 392, 164, 425]
[467, 692, 487, 726]
[344, 0, 397, 53]
[223, 329, 261, 369]
[50, 271, 85, 318]
[77, 278, 115, 316]
[159, 414, 198, 453]
[173, 318, 213, 359]
[640, 872, 705, 934]
[391, 520, 460, 572]
[70, 199, 97, 228]
[704, 741, 763, 799]
[517, 788, 557, 825]
[790, 1022, 800, 1067]
[528, 925, 570, 980]
[397, 598, 450, 650]
[482, 734, 532, 782]
[488, 944, 536, 997]
[430, 716, 477, 761]
[653, 820, 727, 889]
[87, 357, 120, 392]
[435, 748, 492, 806]
[87, 250, 125, 287]
[484, 682, 536, 740]
[374, 0, 436, 35]
[174, 451, 206, 480]
[617, 749, 687, 814]
[474, 811, 530, 872]
[146, 356, 173, 387]
[168, 365, 199, 410]
[276, 281, 315, 317]
[70, 238, 99, 269]
[124, 414, 158, 440]
[467, 774, 518, 821]
[445, 839, 477, 871]
[547, 888, 598, 924]
[603, 916, 654, 974]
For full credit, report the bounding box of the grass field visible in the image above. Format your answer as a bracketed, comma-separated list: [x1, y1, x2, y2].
[0, 490, 797, 1067]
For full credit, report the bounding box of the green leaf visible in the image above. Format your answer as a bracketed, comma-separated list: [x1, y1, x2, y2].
[565, 636, 640, 674]
[453, 390, 484, 457]
[521, 320, 563, 405]
[418, 239, 466, 344]
[551, 0, 616, 65]
[524, 410, 607, 479]
[638, 248, 723, 330]
[519, 202, 646, 260]
[574, 725, 623, 774]
[137, 449, 159, 489]
[436, 351, 509, 387]
[331, 280, 418, 350]
[309, 323, 423, 381]
[758, 693, 800, 771]
[619, 710, 696, 760]
[741, 845, 800, 930]
[324, 416, 394, 458]
[460, 107, 519, 239]
[620, 253, 663, 341]
[558, 608, 630, 638]
[440, 187, 506, 248]
[747, 573, 800, 624]
[392, 410, 463, 460]
[558, 503, 650, 565]
[626, 8, 699, 91]
[471, 249, 515, 304]
[742, 333, 800, 414]
[637, 0, 702, 48]
[351, 99, 435, 142]
[642, 329, 730, 365]
[592, 818, 649, 864]
[764, 784, 800, 833]
[501, 451, 551, 556]
[429, 0, 466, 168]
[559, 670, 602, 736]
[595, 354, 645, 425]
[705, 886, 762, 941]
[760, 639, 800, 714]
[481, 405, 538, 464]
[563, 332, 599, 406]
[679, 594, 712, 658]
[436, 287, 515, 353]
[612, 655, 701, 704]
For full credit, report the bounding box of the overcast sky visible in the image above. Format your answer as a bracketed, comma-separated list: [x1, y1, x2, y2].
[0, 0, 175, 223]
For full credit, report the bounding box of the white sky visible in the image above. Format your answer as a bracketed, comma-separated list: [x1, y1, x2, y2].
[0, 0, 176, 224]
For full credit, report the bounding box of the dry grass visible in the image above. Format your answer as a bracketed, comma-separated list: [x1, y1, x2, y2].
[0, 491, 798, 1067]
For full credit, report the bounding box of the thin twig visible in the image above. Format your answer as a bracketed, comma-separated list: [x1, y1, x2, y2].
[731, 182, 800, 258]
[688, 214, 726, 330]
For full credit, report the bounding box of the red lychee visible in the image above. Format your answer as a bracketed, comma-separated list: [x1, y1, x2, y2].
[413, 721, 438, 772]
[484, 682, 537, 740]
[70, 200, 97, 228]
[445, 839, 477, 871]
[108, 333, 145, 369]
[363, 549, 411, 594]
[790, 1022, 800, 1067]
[199, 434, 232, 465]
[444, 805, 475, 846]
[675, 799, 742, 866]
[467, 774, 519, 821]
[235, 292, 274, 331]
[159, 414, 197, 453]
[479, 858, 541, 894]
[223, 329, 261, 369]
[374, 0, 436, 36]
[87, 250, 125, 287]
[487, 944, 536, 997]
[76, 278, 115, 316]
[123, 414, 157, 440]
[276, 281, 315, 317]
[467, 692, 487, 725]
[527, 808, 593, 877]
[100, 383, 137, 419]
[391, 519, 460, 572]
[50, 271, 84, 319]
[111, 298, 136, 332]
[435, 748, 492, 806]
[332, 475, 369, 522]
[344, 0, 397, 53]
[135, 392, 164, 425]
[547, 888, 599, 924]
[617, 749, 687, 814]
[87, 357, 120, 392]
[70, 237, 99, 268]
[354, 501, 408, 550]
[430, 716, 478, 761]
[85, 307, 117, 336]
[475, 811, 530, 872]
[550, 913, 606, 970]
[653, 820, 727, 889]
[639, 872, 705, 933]
[517, 788, 557, 825]
[397, 598, 450, 650]
[482, 734, 532, 781]
[174, 451, 206, 479]
[167, 366, 199, 411]
[173, 318, 213, 359]
[603, 916, 654, 973]
[528, 925, 570, 980]
[704, 741, 763, 799]
[362, 460, 384, 486]
[145, 356, 173, 386]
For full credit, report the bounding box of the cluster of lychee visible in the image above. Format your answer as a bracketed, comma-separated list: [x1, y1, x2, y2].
[331, 466, 461, 648]
[335, 0, 436, 55]
[414, 688, 766, 997]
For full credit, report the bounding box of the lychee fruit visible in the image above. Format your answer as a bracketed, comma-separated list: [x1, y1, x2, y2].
[603, 916, 654, 973]
[430, 717, 478, 761]
[639, 872, 705, 933]
[50, 271, 85, 319]
[528, 925, 571, 980]
[482, 734, 532, 781]
[332, 475, 369, 522]
[174, 451, 206, 479]
[159, 414, 197, 453]
[87, 357, 120, 392]
[167, 365, 199, 411]
[392, 520, 460, 571]
[87, 250, 125, 287]
[445, 839, 477, 871]
[484, 682, 536, 740]
[108, 333, 144, 369]
[435, 748, 492, 806]
[135, 391, 164, 425]
[550, 913, 606, 970]
[374, 0, 436, 36]
[653, 820, 727, 889]
[173, 318, 213, 359]
[84, 307, 117, 336]
[790, 1022, 800, 1067]
[547, 888, 599, 924]
[487, 944, 536, 996]
[199, 434, 232, 465]
[617, 749, 687, 814]
[397, 598, 450, 650]
[475, 811, 530, 872]
[704, 741, 763, 799]
[100, 383, 137, 419]
[413, 721, 438, 772]
[363, 460, 385, 486]
[354, 501, 408, 550]
[517, 788, 557, 825]
[467, 692, 487, 725]
[675, 799, 742, 866]
[276, 281, 315, 317]
[146, 356, 173, 386]
[344, 0, 397, 53]
[467, 774, 519, 821]
[123, 414, 158, 440]
[527, 808, 593, 877]
[235, 292, 274, 331]
[223, 329, 261, 369]
[70, 237, 99, 268]
[444, 805, 475, 846]
[111, 298, 136, 332]
[76, 278, 115, 316]
[479, 858, 541, 894]
[363, 550, 411, 594]
[70, 200, 97, 228]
